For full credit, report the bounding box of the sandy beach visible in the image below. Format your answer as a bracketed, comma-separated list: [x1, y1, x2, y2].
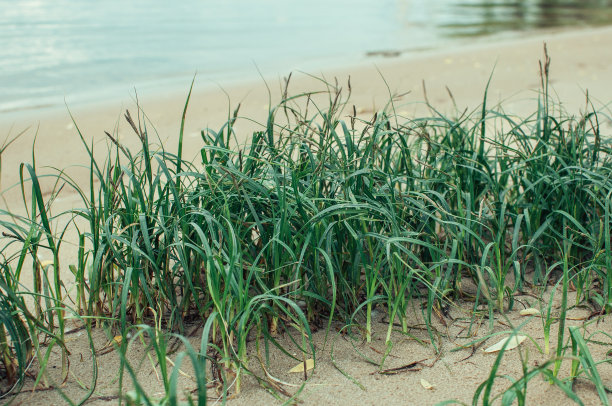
[2, 25, 612, 208]
[2, 26, 612, 405]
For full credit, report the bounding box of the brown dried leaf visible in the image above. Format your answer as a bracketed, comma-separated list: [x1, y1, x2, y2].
[519, 308, 540, 316]
[288, 359, 314, 373]
[484, 335, 526, 353]
[420, 378, 434, 390]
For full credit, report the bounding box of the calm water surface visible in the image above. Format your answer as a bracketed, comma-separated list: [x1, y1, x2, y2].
[1, 0, 611, 113]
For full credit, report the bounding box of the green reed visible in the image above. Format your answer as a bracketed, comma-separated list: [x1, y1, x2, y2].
[1, 50, 611, 403]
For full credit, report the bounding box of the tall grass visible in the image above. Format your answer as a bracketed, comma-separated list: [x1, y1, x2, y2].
[1, 51, 611, 403]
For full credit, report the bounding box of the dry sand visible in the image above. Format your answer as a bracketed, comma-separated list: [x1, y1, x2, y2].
[2, 26, 612, 405]
[7, 290, 612, 405]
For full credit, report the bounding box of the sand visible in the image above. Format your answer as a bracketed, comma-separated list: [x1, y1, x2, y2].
[3, 25, 612, 207]
[2, 26, 612, 405]
[7, 291, 612, 405]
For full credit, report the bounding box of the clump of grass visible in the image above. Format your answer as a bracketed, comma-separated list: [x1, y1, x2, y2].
[0, 265, 33, 397]
[1, 47, 611, 403]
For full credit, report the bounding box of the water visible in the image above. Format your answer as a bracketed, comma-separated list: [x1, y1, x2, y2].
[1, 0, 611, 114]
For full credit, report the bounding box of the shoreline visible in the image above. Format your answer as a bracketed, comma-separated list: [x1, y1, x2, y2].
[2, 24, 612, 207]
[0, 19, 603, 119]
[1, 23, 610, 122]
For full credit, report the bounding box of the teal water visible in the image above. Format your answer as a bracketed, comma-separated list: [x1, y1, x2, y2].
[1, 0, 611, 113]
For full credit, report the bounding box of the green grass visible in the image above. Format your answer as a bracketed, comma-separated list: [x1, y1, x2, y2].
[1, 52, 611, 404]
